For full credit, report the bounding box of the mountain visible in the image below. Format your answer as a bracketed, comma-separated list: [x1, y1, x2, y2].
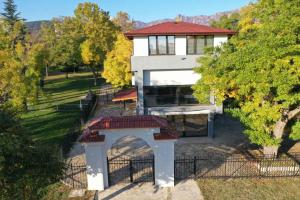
[133, 10, 238, 29]
[25, 10, 238, 33]
[26, 20, 50, 34]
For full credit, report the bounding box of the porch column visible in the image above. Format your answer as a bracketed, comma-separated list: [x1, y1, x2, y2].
[136, 70, 144, 115]
[84, 142, 106, 191]
[153, 140, 176, 187]
[208, 112, 215, 138]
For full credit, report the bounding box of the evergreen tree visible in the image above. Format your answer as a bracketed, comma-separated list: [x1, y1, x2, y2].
[1, 0, 21, 27]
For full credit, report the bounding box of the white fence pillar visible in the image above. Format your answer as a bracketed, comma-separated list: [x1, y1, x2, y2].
[84, 142, 106, 191]
[153, 140, 175, 187]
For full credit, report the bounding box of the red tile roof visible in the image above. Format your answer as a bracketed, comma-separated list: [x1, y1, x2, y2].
[80, 115, 178, 142]
[79, 130, 105, 143]
[88, 115, 168, 130]
[112, 88, 137, 102]
[125, 21, 235, 38]
[154, 128, 179, 140]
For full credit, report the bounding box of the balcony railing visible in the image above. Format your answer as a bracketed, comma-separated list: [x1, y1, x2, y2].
[144, 94, 199, 107]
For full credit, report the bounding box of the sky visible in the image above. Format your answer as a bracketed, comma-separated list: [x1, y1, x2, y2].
[2, 0, 253, 22]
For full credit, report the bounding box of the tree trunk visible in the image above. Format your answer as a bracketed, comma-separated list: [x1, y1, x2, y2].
[65, 72, 69, 79]
[91, 68, 98, 86]
[273, 106, 300, 139]
[265, 106, 300, 156]
[45, 64, 49, 77]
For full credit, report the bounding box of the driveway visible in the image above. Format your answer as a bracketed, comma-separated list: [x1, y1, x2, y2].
[98, 180, 203, 200]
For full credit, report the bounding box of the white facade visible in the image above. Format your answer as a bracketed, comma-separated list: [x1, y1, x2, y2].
[83, 128, 177, 191]
[133, 37, 148, 56]
[175, 36, 186, 55]
[214, 35, 228, 47]
[143, 70, 201, 86]
[132, 35, 228, 57]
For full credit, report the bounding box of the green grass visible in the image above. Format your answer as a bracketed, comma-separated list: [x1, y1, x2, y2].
[21, 72, 101, 145]
[42, 183, 95, 200]
[198, 178, 300, 200]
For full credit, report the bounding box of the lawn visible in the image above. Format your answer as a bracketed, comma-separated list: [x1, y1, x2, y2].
[198, 178, 300, 200]
[21, 72, 101, 145]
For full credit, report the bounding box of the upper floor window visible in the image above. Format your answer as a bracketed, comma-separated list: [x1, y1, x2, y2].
[149, 36, 175, 55]
[187, 36, 214, 55]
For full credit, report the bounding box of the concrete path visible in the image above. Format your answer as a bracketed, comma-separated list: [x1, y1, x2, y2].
[97, 180, 203, 200]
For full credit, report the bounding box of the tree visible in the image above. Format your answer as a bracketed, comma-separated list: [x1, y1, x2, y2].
[0, 18, 41, 110]
[210, 12, 240, 31]
[0, 0, 21, 27]
[193, 0, 300, 155]
[0, 106, 64, 200]
[112, 11, 134, 32]
[38, 22, 57, 77]
[52, 17, 83, 79]
[102, 33, 132, 88]
[75, 2, 118, 85]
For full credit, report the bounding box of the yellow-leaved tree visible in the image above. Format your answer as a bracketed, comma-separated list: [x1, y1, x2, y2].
[102, 33, 132, 88]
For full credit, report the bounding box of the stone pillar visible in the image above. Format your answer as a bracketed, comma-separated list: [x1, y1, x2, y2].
[208, 112, 215, 138]
[84, 142, 107, 191]
[153, 140, 175, 187]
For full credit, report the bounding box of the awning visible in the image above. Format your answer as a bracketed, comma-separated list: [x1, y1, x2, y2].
[112, 88, 137, 102]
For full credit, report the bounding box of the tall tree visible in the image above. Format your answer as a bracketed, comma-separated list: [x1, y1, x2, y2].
[102, 33, 132, 88]
[38, 22, 57, 77]
[75, 2, 118, 85]
[112, 11, 134, 32]
[193, 0, 300, 155]
[0, 0, 21, 27]
[52, 17, 83, 79]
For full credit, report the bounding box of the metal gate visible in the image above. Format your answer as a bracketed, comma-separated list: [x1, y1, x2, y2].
[107, 156, 155, 186]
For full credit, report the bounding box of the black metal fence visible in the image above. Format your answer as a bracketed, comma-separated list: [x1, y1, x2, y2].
[63, 163, 87, 189]
[175, 153, 300, 181]
[96, 84, 120, 105]
[107, 156, 155, 186]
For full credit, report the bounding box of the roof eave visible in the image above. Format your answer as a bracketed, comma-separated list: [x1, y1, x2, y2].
[125, 31, 236, 39]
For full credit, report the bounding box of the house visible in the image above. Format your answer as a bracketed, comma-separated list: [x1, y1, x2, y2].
[125, 22, 235, 138]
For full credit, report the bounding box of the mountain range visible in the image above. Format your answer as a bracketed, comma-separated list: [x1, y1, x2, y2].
[26, 10, 237, 33]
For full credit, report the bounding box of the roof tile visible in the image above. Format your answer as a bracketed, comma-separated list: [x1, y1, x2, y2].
[125, 21, 235, 38]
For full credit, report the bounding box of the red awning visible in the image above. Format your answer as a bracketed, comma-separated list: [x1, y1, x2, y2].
[112, 88, 137, 102]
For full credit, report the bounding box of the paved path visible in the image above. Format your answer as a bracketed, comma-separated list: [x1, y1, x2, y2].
[97, 180, 203, 200]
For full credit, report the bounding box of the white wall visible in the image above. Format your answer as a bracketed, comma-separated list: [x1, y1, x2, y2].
[133, 37, 148, 56]
[214, 35, 228, 47]
[144, 70, 201, 86]
[84, 143, 106, 191]
[83, 127, 177, 191]
[175, 36, 186, 55]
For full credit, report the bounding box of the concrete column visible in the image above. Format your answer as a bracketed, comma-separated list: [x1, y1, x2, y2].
[153, 140, 175, 187]
[84, 142, 107, 191]
[136, 70, 144, 115]
[208, 112, 215, 138]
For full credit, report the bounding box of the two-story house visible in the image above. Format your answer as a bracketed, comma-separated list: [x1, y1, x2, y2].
[125, 22, 235, 138]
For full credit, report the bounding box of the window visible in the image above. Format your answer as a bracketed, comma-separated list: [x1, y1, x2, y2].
[187, 36, 214, 55]
[143, 86, 199, 107]
[148, 36, 175, 55]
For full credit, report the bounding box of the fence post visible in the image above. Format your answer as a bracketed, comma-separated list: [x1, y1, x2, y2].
[106, 91, 109, 104]
[107, 157, 111, 186]
[129, 159, 133, 183]
[71, 163, 75, 188]
[193, 156, 197, 177]
[152, 156, 155, 185]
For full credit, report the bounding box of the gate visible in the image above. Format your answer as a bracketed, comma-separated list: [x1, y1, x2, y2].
[107, 156, 155, 186]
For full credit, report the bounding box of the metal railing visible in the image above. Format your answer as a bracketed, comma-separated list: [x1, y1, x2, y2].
[175, 152, 300, 180]
[144, 94, 200, 107]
